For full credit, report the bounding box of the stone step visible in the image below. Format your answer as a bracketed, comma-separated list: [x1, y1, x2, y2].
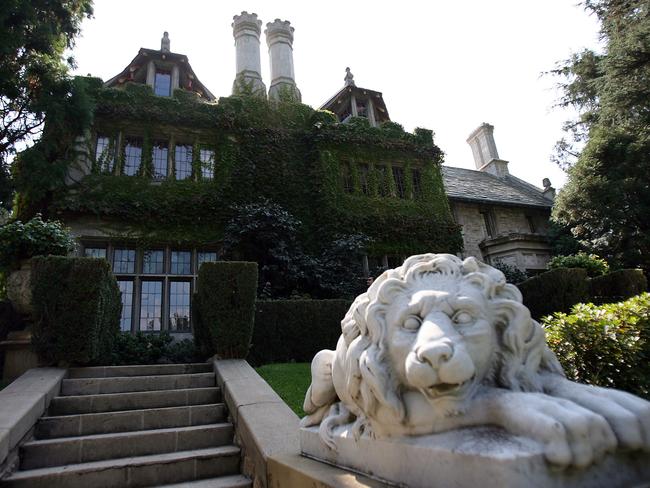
[49, 387, 220, 415]
[35, 403, 226, 439]
[67, 363, 213, 379]
[61, 372, 215, 396]
[155, 474, 252, 487]
[2, 446, 241, 488]
[21, 423, 234, 469]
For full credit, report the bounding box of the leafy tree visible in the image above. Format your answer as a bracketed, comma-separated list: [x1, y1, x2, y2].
[221, 200, 369, 299]
[552, 0, 650, 271]
[0, 0, 93, 193]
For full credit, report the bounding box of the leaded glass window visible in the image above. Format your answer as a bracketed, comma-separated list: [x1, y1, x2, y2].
[84, 247, 107, 259]
[200, 148, 214, 180]
[171, 251, 192, 275]
[377, 165, 389, 196]
[175, 145, 192, 180]
[117, 280, 134, 332]
[124, 138, 142, 176]
[113, 249, 136, 274]
[392, 167, 405, 199]
[412, 168, 422, 197]
[140, 281, 162, 331]
[154, 71, 171, 97]
[169, 281, 191, 332]
[359, 163, 369, 195]
[198, 252, 217, 270]
[152, 141, 168, 178]
[142, 250, 164, 274]
[95, 135, 114, 173]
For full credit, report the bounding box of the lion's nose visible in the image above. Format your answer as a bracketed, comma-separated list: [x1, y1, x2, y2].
[416, 341, 454, 368]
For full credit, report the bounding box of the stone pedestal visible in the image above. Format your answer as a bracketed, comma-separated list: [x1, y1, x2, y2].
[1, 330, 39, 382]
[301, 425, 650, 488]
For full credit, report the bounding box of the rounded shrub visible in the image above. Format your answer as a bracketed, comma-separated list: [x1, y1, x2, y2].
[543, 293, 650, 398]
[0, 215, 75, 271]
[547, 252, 609, 277]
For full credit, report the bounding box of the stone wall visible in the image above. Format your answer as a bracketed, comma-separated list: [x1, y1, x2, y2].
[450, 200, 551, 270]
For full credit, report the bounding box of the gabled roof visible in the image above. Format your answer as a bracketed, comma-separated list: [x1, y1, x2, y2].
[442, 166, 552, 209]
[104, 48, 215, 101]
[320, 85, 390, 123]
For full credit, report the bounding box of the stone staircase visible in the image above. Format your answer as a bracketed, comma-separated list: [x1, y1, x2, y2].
[1, 363, 251, 488]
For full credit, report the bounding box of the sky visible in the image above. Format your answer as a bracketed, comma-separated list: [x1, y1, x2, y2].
[70, 0, 602, 189]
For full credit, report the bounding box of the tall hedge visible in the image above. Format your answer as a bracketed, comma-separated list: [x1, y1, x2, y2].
[589, 269, 647, 303]
[544, 293, 650, 398]
[248, 299, 350, 365]
[31, 256, 121, 365]
[195, 261, 258, 359]
[518, 268, 590, 320]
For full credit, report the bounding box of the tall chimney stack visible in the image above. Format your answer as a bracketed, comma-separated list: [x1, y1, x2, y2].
[467, 123, 509, 177]
[265, 19, 301, 102]
[232, 12, 266, 96]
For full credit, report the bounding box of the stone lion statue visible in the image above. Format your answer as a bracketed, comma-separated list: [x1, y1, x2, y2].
[301, 254, 650, 469]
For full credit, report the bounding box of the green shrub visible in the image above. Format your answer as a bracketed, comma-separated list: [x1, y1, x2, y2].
[31, 256, 121, 365]
[109, 332, 200, 365]
[547, 252, 609, 277]
[492, 260, 528, 284]
[543, 293, 650, 398]
[195, 261, 258, 359]
[589, 269, 647, 303]
[518, 268, 590, 320]
[249, 299, 350, 365]
[0, 215, 75, 271]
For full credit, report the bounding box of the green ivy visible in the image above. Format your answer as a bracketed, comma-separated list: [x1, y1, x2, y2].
[18, 76, 461, 258]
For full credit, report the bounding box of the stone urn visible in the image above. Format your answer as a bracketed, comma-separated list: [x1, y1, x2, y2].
[6, 259, 33, 317]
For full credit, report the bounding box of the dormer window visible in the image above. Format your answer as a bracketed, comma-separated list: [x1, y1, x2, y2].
[154, 70, 171, 97]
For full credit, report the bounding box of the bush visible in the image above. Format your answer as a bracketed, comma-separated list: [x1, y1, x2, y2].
[492, 260, 528, 284]
[518, 268, 590, 320]
[194, 261, 258, 359]
[543, 293, 650, 398]
[31, 256, 121, 365]
[547, 252, 609, 277]
[249, 299, 350, 365]
[109, 332, 200, 365]
[0, 215, 75, 271]
[589, 269, 647, 303]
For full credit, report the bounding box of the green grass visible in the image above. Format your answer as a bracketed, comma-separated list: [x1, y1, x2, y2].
[255, 362, 311, 416]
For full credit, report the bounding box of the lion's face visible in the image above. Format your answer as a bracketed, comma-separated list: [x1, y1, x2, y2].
[384, 276, 496, 406]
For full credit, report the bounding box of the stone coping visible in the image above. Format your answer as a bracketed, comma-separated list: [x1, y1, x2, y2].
[0, 367, 67, 469]
[213, 360, 300, 488]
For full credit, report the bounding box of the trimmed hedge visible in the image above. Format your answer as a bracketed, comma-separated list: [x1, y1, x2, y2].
[589, 269, 647, 303]
[518, 268, 590, 320]
[544, 293, 650, 398]
[248, 299, 350, 365]
[194, 261, 258, 359]
[31, 256, 121, 365]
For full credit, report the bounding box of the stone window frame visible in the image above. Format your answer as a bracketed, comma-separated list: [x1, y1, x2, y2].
[479, 208, 498, 238]
[81, 242, 218, 334]
[153, 70, 172, 97]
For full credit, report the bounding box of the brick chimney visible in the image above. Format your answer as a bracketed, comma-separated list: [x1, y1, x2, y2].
[265, 19, 301, 102]
[232, 12, 266, 96]
[467, 123, 509, 178]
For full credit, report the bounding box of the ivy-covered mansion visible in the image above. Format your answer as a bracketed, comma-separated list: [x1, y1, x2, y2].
[14, 12, 554, 336]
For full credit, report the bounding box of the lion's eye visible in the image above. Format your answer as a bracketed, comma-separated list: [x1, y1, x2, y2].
[403, 316, 422, 331]
[452, 311, 473, 325]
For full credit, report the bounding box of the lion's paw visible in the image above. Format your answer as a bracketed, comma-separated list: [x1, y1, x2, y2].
[497, 393, 617, 469]
[542, 377, 650, 452]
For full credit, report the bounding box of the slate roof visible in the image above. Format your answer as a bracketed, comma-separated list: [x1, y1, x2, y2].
[442, 166, 552, 209]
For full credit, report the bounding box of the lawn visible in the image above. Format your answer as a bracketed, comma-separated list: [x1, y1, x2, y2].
[255, 362, 311, 416]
